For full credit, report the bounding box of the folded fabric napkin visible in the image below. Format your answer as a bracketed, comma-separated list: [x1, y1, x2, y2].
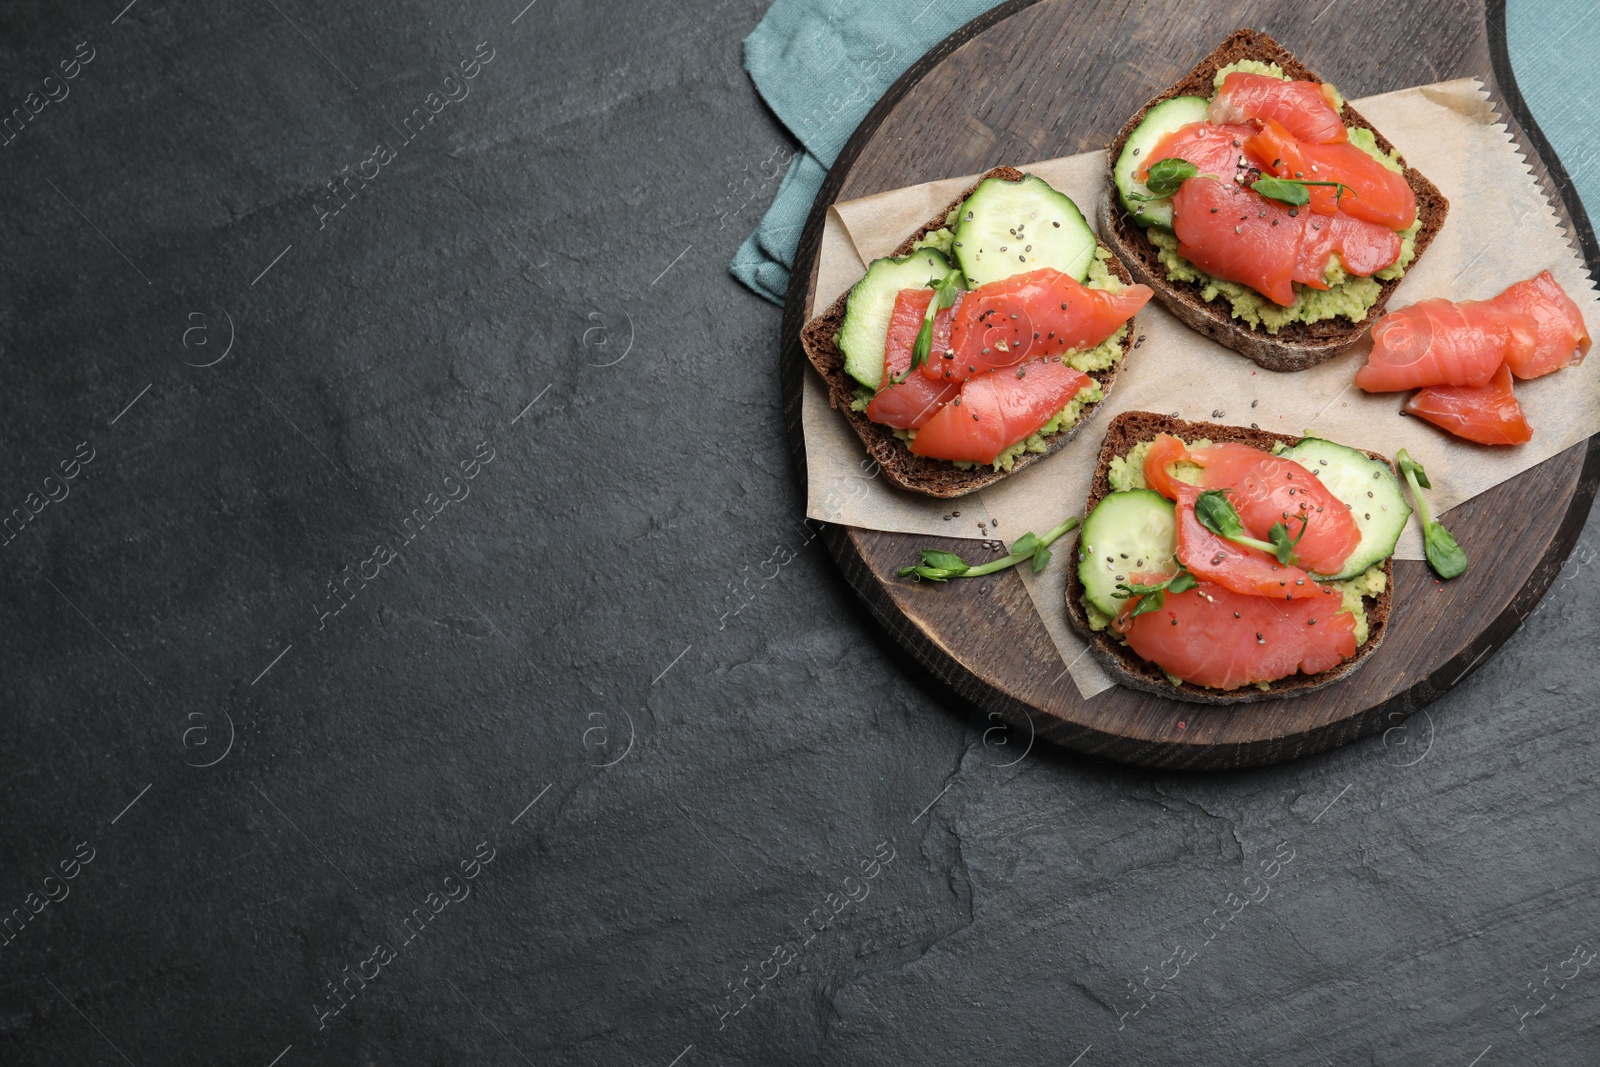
[731, 0, 1005, 303]
[1506, 0, 1600, 218]
[733, 0, 1594, 305]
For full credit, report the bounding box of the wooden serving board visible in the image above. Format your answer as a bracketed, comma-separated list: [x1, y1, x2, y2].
[779, 0, 1600, 769]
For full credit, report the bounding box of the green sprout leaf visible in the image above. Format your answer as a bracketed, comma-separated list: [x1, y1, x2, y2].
[1250, 177, 1357, 209]
[1112, 566, 1198, 618]
[917, 549, 969, 571]
[888, 267, 964, 388]
[1266, 518, 1310, 567]
[1250, 177, 1311, 206]
[898, 516, 1079, 583]
[1396, 451, 1432, 490]
[1144, 158, 1199, 197]
[1125, 587, 1166, 618]
[1126, 157, 1200, 201]
[911, 318, 934, 370]
[1424, 524, 1468, 580]
[1009, 532, 1040, 559]
[1396, 448, 1466, 579]
[1195, 489, 1299, 566]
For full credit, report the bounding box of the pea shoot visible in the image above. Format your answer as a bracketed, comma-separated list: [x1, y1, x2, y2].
[1194, 489, 1307, 566]
[1125, 157, 1201, 201]
[1250, 176, 1357, 209]
[1395, 449, 1467, 579]
[899, 515, 1079, 582]
[888, 268, 964, 388]
[1112, 566, 1198, 619]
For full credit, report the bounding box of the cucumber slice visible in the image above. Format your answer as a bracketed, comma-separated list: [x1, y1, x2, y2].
[836, 248, 954, 389]
[1279, 438, 1411, 580]
[951, 174, 1096, 287]
[1112, 95, 1210, 229]
[1078, 490, 1179, 618]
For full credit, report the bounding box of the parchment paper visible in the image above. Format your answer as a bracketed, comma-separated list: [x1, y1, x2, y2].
[802, 79, 1600, 699]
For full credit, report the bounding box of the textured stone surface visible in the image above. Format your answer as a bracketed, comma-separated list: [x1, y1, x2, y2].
[1, 1, 1597, 1064]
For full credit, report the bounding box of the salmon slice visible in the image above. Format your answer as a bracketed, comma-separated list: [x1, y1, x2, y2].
[1172, 177, 1302, 306]
[924, 269, 1150, 385]
[1143, 437, 1360, 577]
[1115, 576, 1357, 691]
[1140, 432, 1198, 499]
[1208, 72, 1348, 145]
[1172, 487, 1325, 600]
[1292, 217, 1338, 288]
[1246, 119, 1339, 216]
[1491, 269, 1592, 379]
[865, 289, 962, 429]
[1242, 119, 1417, 231]
[1140, 434, 1269, 500]
[1354, 298, 1536, 392]
[1323, 214, 1402, 277]
[1142, 121, 1258, 181]
[1292, 213, 1402, 288]
[909, 358, 1091, 464]
[1226, 456, 1361, 576]
[1298, 140, 1417, 230]
[1405, 363, 1533, 446]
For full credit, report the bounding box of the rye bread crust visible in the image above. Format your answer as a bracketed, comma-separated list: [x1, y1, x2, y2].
[1100, 28, 1450, 372]
[1063, 411, 1397, 705]
[801, 166, 1138, 499]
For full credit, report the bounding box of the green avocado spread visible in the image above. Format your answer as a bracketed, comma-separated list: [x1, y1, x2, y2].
[1152, 63, 1416, 332]
[1087, 436, 1387, 645]
[912, 228, 955, 255]
[1213, 59, 1289, 88]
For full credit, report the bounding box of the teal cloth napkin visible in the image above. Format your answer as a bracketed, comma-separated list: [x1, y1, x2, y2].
[1507, 0, 1600, 227]
[734, 0, 1598, 304]
[731, 0, 1006, 303]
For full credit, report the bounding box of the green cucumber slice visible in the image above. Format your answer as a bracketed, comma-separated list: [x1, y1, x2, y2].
[1112, 95, 1210, 229]
[1278, 438, 1411, 580]
[951, 174, 1096, 287]
[1078, 489, 1179, 618]
[836, 248, 954, 389]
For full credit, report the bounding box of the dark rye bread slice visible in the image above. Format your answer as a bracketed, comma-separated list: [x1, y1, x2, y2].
[1063, 411, 1396, 705]
[801, 166, 1137, 499]
[1100, 28, 1450, 372]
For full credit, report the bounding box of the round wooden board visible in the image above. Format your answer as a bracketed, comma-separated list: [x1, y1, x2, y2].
[779, 0, 1600, 769]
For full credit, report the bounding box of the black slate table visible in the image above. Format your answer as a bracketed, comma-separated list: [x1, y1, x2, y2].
[2, 1, 1597, 1064]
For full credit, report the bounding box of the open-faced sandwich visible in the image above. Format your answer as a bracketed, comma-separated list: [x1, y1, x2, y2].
[1101, 29, 1449, 370]
[1065, 411, 1410, 702]
[802, 166, 1152, 498]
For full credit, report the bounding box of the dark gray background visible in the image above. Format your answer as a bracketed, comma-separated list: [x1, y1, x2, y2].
[2, 1, 1597, 1064]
